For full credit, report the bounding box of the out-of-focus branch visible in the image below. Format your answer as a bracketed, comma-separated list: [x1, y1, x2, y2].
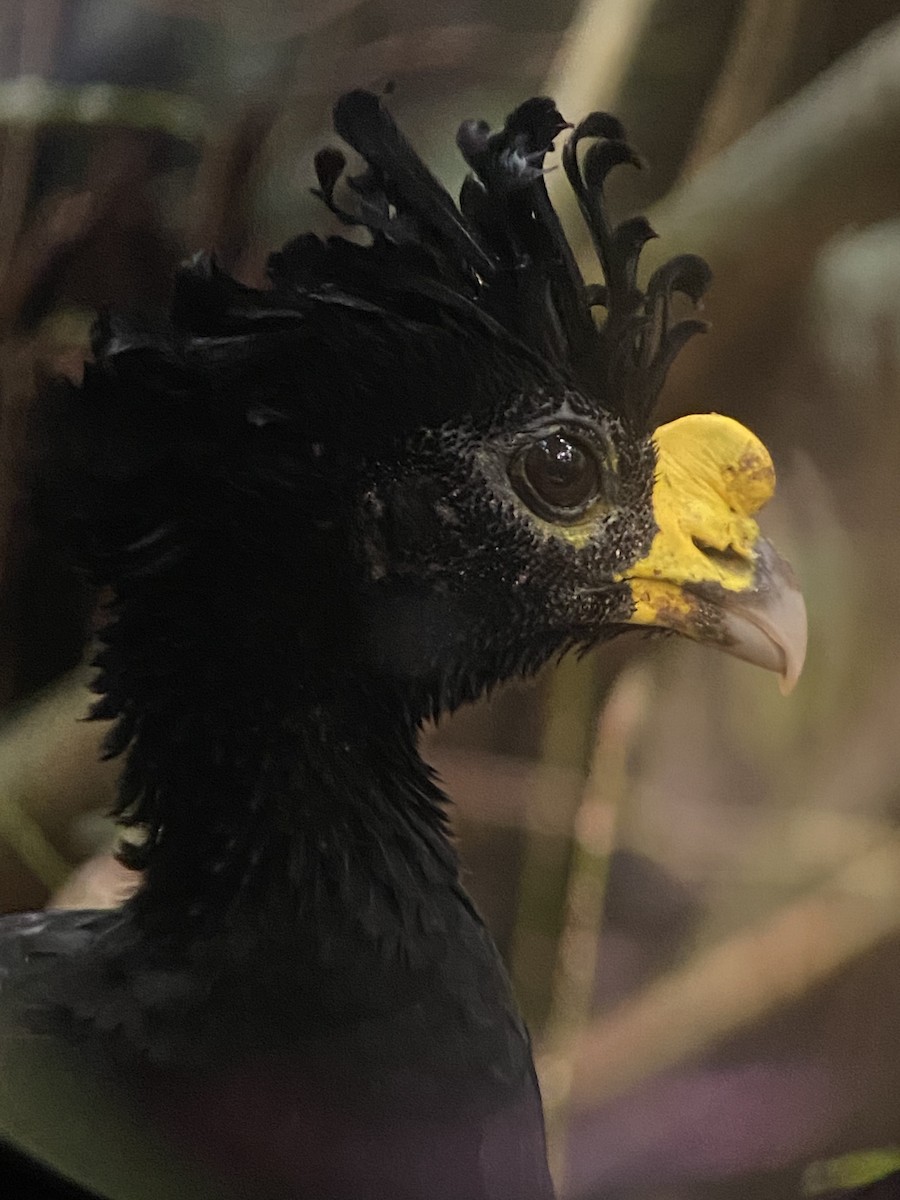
[315, 25, 558, 92]
[0, 193, 103, 332]
[0, 79, 206, 142]
[0, 4, 64, 692]
[0, 0, 64, 273]
[0, 672, 115, 910]
[188, 102, 280, 275]
[682, 0, 808, 173]
[0, 117, 168, 332]
[641, 15, 900, 409]
[540, 666, 652, 1184]
[543, 0, 742, 256]
[508, 656, 603, 1028]
[542, 0, 659, 122]
[539, 834, 900, 1111]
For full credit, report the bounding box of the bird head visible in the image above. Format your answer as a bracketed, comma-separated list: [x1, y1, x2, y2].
[289, 91, 806, 713]
[39, 90, 805, 740]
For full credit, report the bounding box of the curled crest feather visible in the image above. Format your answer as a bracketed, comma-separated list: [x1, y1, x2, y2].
[289, 88, 712, 427]
[52, 90, 710, 502]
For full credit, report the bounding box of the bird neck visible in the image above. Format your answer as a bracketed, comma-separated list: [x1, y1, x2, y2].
[112, 663, 459, 939]
[91, 532, 466, 942]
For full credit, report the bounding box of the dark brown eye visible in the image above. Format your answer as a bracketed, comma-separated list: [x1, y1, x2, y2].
[511, 432, 602, 521]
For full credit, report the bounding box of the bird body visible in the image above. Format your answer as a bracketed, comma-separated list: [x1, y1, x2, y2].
[2, 896, 551, 1198]
[1, 694, 554, 1198]
[0, 90, 805, 1198]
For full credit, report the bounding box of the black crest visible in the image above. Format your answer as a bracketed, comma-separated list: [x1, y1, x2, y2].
[274, 89, 711, 428]
[65, 89, 710, 464]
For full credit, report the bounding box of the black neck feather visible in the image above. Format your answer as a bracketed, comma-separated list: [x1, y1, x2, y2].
[89, 532, 457, 935]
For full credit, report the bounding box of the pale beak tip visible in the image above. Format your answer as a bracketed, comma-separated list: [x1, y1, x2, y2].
[716, 544, 807, 694]
[778, 665, 799, 697]
[776, 591, 807, 696]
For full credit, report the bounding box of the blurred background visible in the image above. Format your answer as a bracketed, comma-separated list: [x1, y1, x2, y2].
[1, 1, 900, 1197]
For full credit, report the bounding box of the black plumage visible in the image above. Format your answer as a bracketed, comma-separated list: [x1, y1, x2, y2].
[0, 90, 801, 1200]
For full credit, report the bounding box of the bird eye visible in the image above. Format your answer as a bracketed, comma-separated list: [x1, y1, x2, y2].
[510, 431, 603, 522]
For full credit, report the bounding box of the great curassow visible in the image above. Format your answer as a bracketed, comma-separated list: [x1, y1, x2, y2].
[0, 90, 806, 1200]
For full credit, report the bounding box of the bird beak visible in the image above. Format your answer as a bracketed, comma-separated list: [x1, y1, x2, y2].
[616, 413, 807, 694]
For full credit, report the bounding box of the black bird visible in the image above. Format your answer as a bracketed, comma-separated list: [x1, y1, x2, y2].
[0, 91, 805, 1200]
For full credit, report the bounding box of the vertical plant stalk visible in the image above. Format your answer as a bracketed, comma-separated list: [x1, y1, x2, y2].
[0, 0, 64, 701]
[188, 101, 280, 278]
[682, 0, 809, 175]
[508, 657, 603, 1027]
[0, 0, 63, 275]
[537, 664, 651, 1187]
[540, 0, 659, 266]
[639, 14, 900, 414]
[542, 0, 659, 122]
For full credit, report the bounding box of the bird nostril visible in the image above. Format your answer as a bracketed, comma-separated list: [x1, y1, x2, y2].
[692, 536, 750, 571]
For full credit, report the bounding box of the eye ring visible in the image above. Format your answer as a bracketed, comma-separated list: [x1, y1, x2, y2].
[509, 429, 606, 523]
